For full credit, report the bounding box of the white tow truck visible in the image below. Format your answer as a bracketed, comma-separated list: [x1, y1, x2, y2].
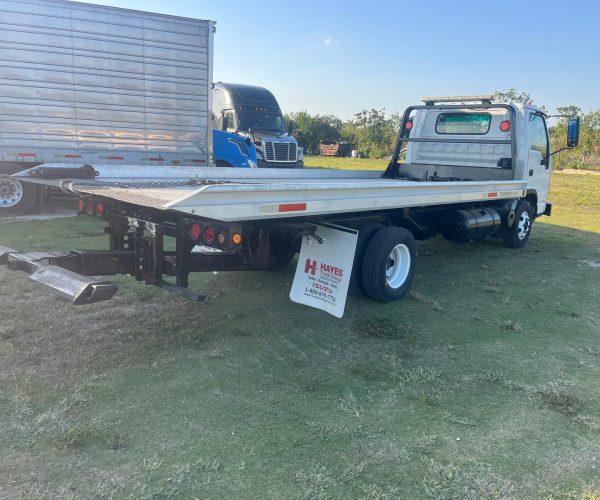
[0, 95, 580, 317]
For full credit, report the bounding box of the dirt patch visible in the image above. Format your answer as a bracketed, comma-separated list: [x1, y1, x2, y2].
[581, 259, 600, 268]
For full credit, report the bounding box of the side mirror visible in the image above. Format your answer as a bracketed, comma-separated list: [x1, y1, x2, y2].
[287, 121, 294, 135]
[567, 116, 580, 148]
[222, 113, 229, 131]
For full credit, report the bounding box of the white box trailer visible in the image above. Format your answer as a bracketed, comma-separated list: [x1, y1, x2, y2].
[0, 0, 214, 214]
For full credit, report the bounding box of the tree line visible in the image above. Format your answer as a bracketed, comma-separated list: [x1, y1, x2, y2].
[285, 89, 600, 170]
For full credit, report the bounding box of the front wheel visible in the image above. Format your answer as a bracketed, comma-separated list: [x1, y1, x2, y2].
[503, 200, 534, 248]
[361, 227, 417, 302]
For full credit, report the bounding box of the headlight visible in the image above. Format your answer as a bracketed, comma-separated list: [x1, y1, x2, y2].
[247, 159, 258, 169]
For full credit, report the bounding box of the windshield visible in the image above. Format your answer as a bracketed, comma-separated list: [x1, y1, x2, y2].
[236, 110, 285, 134]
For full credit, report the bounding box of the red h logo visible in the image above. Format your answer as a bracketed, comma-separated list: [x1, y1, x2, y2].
[304, 258, 317, 275]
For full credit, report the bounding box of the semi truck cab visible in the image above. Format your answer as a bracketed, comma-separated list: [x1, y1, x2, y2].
[212, 83, 303, 168]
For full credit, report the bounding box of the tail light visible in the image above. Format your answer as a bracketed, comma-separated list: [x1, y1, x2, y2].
[86, 200, 94, 215]
[500, 120, 510, 132]
[405, 119, 413, 130]
[190, 223, 202, 241]
[78, 199, 86, 213]
[204, 226, 215, 244]
[232, 233, 242, 245]
[95, 203, 105, 217]
[217, 232, 227, 245]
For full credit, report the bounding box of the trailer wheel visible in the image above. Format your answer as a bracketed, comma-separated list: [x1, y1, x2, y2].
[503, 200, 534, 248]
[349, 223, 382, 295]
[0, 173, 38, 217]
[361, 227, 416, 302]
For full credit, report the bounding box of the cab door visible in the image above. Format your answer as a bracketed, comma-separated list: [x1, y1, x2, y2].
[527, 112, 551, 215]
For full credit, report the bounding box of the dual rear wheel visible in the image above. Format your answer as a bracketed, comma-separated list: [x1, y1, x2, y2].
[351, 225, 417, 302]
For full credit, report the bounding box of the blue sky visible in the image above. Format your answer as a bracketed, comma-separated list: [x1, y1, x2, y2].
[79, 0, 599, 119]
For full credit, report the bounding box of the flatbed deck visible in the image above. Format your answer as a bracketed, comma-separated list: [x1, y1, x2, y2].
[17, 165, 527, 222]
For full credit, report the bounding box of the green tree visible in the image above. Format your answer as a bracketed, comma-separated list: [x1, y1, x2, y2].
[556, 105, 582, 118]
[494, 88, 547, 112]
[351, 109, 399, 158]
[285, 112, 341, 154]
[493, 88, 533, 104]
[550, 109, 600, 170]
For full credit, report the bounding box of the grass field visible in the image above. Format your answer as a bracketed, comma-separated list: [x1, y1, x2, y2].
[0, 171, 599, 498]
[305, 155, 390, 171]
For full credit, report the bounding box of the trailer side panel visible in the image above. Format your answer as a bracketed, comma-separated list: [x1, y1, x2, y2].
[0, 0, 214, 166]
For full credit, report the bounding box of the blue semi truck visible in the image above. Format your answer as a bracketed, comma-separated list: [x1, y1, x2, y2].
[212, 83, 303, 169]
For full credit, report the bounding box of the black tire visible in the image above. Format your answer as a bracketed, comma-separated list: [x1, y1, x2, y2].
[0, 172, 38, 217]
[267, 247, 296, 270]
[361, 227, 417, 302]
[349, 223, 382, 295]
[248, 229, 297, 270]
[503, 200, 534, 248]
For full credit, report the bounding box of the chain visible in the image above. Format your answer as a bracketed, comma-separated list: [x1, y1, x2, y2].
[106, 179, 227, 189]
[67, 178, 231, 191]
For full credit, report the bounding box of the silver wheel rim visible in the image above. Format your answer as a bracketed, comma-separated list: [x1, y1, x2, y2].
[386, 244, 411, 289]
[0, 176, 23, 208]
[517, 211, 531, 240]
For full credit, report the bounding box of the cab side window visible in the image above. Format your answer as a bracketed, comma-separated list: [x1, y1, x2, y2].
[223, 111, 236, 131]
[213, 89, 224, 130]
[529, 114, 549, 163]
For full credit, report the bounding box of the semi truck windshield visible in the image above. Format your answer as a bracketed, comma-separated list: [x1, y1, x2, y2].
[237, 111, 285, 133]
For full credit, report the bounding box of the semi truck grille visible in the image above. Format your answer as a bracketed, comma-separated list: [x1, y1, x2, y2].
[265, 142, 297, 162]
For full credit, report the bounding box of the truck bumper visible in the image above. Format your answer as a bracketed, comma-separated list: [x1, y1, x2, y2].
[257, 160, 304, 169]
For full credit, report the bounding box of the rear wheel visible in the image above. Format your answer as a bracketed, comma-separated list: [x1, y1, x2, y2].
[503, 200, 534, 248]
[361, 227, 416, 302]
[246, 227, 298, 270]
[349, 223, 382, 295]
[0, 172, 38, 217]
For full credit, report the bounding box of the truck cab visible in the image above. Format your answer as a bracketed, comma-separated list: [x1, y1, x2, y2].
[212, 83, 303, 168]
[394, 96, 578, 217]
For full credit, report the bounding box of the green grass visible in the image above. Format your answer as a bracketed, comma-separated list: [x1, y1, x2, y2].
[0, 174, 599, 498]
[304, 155, 389, 171]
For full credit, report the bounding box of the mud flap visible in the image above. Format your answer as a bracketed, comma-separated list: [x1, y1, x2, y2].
[289, 224, 358, 318]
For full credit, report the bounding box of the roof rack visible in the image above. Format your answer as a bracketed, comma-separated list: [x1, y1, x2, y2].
[420, 95, 494, 105]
